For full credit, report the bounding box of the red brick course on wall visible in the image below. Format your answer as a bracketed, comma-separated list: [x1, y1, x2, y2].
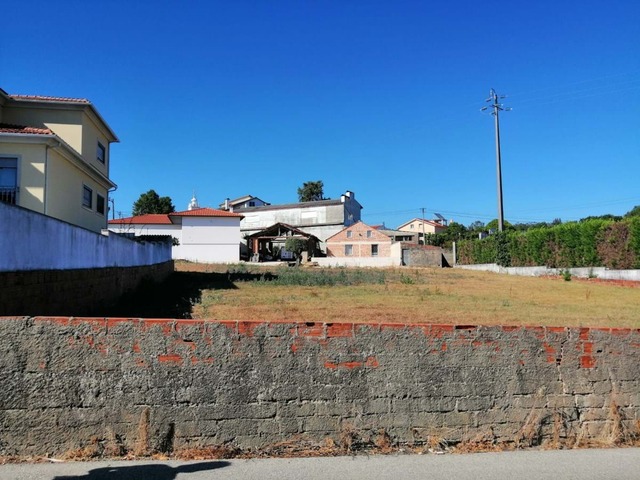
[0, 317, 637, 456]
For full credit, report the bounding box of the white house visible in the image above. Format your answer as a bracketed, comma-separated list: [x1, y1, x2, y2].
[108, 205, 244, 264]
[219, 194, 269, 210]
[397, 218, 448, 244]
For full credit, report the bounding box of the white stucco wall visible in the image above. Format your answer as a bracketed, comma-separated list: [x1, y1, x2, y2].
[0, 202, 170, 272]
[314, 257, 401, 267]
[108, 215, 241, 264]
[174, 244, 240, 263]
[455, 263, 640, 281]
[178, 216, 241, 263]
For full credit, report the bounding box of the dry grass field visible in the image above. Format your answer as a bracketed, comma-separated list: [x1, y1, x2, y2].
[174, 261, 640, 328]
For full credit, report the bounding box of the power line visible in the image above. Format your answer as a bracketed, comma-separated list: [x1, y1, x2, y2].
[507, 71, 640, 101]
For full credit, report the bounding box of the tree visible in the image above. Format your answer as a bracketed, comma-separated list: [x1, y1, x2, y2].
[284, 237, 308, 265]
[132, 189, 175, 216]
[468, 221, 485, 232]
[486, 219, 514, 232]
[580, 214, 622, 222]
[433, 222, 470, 248]
[297, 181, 325, 202]
[624, 205, 640, 218]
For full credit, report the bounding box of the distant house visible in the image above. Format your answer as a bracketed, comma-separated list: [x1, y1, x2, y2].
[0, 88, 118, 233]
[219, 195, 269, 211]
[326, 221, 397, 259]
[233, 190, 362, 248]
[397, 218, 447, 244]
[323, 221, 451, 268]
[109, 204, 244, 263]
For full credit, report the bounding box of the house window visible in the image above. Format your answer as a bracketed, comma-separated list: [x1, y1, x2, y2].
[96, 194, 106, 215]
[345, 244, 353, 256]
[371, 244, 379, 256]
[346, 230, 352, 238]
[97, 142, 106, 164]
[410, 224, 414, 229]
[0, 157, 18, 205]
[82, 185, 93, 209]
[366, 230, 372, 238]
[249, 201, 255, 206]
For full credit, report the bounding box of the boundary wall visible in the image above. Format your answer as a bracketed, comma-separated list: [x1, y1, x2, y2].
[314, 257, 400, 267]
[0, 318, 637, 456]
[456, 263, 640, 282]
[0, 202, 171, 272]
[0, 262, 173, 316]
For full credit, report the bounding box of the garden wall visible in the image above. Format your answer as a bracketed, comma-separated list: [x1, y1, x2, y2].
[0, 317, 637, 456]
[0, 202, 172, 272]
[0, 262, 173, 316]
[456, 263, 640, 282]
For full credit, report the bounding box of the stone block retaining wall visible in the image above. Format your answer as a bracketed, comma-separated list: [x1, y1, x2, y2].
[0, 318, 637, 456]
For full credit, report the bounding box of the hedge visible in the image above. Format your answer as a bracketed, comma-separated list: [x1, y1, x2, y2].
[457, 218, 640, 268]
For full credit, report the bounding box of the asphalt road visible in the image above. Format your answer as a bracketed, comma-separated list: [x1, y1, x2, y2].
[2, 448, 639, 480]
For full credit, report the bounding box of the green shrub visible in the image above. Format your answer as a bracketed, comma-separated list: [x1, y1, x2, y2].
[495, 232, 511, 267]
[457, 218, 640, 269]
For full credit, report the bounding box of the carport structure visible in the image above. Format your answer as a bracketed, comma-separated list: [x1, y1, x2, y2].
[245, 223, 320, 261]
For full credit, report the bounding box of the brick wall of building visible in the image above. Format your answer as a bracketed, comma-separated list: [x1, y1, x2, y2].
[326, 222, 392, 258]
[0, 317, 637, 456]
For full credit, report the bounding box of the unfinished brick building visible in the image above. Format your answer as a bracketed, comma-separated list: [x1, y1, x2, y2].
[326, 221, 394, 258]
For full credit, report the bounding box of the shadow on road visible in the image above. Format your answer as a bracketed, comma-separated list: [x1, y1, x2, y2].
[52, 460, 230, 479]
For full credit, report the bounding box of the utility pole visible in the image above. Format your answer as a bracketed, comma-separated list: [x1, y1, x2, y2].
[482, 89, 510, 232]
[421, 207, 427, 245]
[109, 197, 115, 220]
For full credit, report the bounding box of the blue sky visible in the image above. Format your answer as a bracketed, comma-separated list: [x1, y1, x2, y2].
[2, 1, 639, 227]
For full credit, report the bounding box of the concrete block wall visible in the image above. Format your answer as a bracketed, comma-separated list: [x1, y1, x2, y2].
[0, 318, 637, 456]
[403, 245, 449, 267]
[0, 262, 173, 316]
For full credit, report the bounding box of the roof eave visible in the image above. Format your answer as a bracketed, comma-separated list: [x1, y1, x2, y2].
[7, 95, 119, 143]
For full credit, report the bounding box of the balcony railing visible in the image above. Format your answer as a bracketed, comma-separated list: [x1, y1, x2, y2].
[0, 187, 17, 205]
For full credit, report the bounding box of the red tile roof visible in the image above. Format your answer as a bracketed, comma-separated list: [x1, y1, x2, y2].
[108, 208, 243, 225]
[10, 94, 90, 104]
[0, 123, 54, 135]
[171, 207, 243, 218]
[109, 214, 173, 225]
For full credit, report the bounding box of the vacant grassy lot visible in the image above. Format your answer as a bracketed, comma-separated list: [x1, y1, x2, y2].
[174, 262, 640, 328]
